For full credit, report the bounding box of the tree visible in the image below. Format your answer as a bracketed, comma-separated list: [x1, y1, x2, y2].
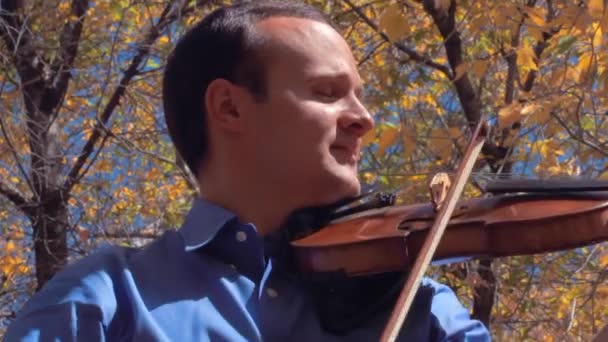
[0, 0, 203, 331]
[1, 0, 607, 340]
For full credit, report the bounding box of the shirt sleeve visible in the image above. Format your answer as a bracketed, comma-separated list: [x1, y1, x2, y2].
[425, 278, 492, 342]
[4, 247, 123, 342]
[4, 302, 106, 342]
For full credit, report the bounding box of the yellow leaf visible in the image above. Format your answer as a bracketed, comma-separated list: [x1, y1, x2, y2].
[377, 125, 400, 156]
[454, 62, 468, 81]
[577, 52, 593, 82]
[530, 106, 552, 125]
[526, 7, 546, 27]
[471, 60, 489, 78]
[545, 121, 561, 137]
[6, 241, 15, 253]
[593, 25, 603, 50]
[379, 3, 409, 41]
[362, 172, 376, 184]
[401, 95, 413, 109]
[96, 159, 112, 173]
[517, 43, 538, 72]
[541, 140, 564, 156]
[528, 26, 544, 42]
[521, 103, 538, 116]
[548, 68, 566, 88]
[362, 129, 376, 147]
[468, 15, 488, 33]
[498, 102, 522, 129]
[18, 264, 29, 274]
[600, 253, 608, 267]
[1, 263, 10, 276]
[158, 35, 169, 44]
[86, 206, 98, 218]
[493, 4, 517, 28]
[12, 229, 24, 240]
[148, 168, 162, 179]
[589, 0, 604, 19]
[602, 10, 608, 32]
[493, 11, 506, 27]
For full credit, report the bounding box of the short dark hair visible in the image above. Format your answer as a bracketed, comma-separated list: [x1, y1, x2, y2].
[162, 0, 335, 178]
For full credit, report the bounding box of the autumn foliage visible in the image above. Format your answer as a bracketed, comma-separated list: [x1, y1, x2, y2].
[1, 0, 607, 340]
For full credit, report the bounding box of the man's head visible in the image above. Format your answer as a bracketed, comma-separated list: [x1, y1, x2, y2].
[163, 1, 373, 211]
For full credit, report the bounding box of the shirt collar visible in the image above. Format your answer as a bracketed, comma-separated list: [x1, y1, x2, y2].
[179, 197, 237, 252]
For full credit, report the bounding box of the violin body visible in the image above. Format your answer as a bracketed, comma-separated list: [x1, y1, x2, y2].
[291, 191, 608, 276]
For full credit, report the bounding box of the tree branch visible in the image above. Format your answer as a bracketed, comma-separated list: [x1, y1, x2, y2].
[522, 3, 558, 92]
[0, 0, 46, 95]
[0, 107, 35, 194]
[341, 0, 452, 78]
[418, 0, 508, 164]
[62, 1, 193, 193]
[45, 0, 90, 112]
[0, 179, 33, 216]
[422, 0, 481, 125]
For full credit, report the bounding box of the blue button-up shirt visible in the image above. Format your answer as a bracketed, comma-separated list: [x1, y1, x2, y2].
[6, 198, 490, 341]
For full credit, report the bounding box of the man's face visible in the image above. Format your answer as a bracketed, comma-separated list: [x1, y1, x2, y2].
[240, 16, 374, 207]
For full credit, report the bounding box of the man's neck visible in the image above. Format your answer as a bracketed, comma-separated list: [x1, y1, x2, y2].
[197, 165, 295, 236]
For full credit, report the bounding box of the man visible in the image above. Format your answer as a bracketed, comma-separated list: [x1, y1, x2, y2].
[6, 1, 490, 341]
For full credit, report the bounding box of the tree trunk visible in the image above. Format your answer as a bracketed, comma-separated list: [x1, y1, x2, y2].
[31, 195, 69, 290]
[472, 258, 496, 328]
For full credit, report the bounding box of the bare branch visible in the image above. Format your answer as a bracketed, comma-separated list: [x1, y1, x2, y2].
[421, 0, 481, 125]
[551, 111, 608, 158]
[62, 1, 195, 193]
[0, 179, 32, 216]
[341, 0, 452, 78]
[0, 107, 34, 194]
[521, 4, 558, 92]
[47, 0, 90, 110]
[0, 0, 46, 94]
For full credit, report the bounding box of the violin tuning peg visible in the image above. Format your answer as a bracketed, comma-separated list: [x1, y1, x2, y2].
[430, 172, 451, 211]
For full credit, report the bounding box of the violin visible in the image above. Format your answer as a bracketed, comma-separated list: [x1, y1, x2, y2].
[291, 180, 608, 277]
[286, 119, 608, 341]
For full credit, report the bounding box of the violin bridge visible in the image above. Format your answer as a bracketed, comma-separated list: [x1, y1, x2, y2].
[430, 172, 451, 211]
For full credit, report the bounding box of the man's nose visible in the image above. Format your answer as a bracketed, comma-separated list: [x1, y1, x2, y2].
[338, 99, 374, 137]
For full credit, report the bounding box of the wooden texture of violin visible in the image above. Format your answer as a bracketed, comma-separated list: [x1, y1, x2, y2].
[291, 192, 608, 276]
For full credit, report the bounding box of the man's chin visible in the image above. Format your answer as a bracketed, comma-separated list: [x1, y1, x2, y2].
[325, 174, 361, 203]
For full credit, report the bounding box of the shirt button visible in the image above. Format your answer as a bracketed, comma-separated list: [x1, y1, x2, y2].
[266, 288, 278, 298]
[235, 231, 247, 242]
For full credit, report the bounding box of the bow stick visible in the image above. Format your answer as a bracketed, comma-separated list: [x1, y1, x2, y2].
[380, 119, 488, 342]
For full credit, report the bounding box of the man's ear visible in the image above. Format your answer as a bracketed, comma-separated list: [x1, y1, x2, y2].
[204, 78, 246, 133]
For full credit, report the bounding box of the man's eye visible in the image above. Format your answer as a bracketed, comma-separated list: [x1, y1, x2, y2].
[314, 86, 335, 99]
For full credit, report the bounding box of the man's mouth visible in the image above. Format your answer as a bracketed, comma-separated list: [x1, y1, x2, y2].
[331, 143, 360, 163]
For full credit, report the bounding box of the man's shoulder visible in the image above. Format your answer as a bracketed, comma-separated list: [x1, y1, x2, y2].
[18, 229, 188, 314]
[18, 244, 137, 320]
